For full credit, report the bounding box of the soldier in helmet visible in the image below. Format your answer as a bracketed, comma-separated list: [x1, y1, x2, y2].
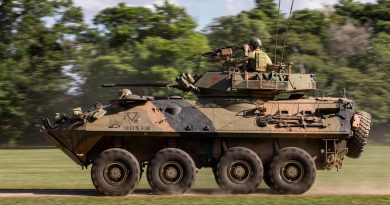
[118, 89, 133, 99]
[243, 37, 273, 72]
[117, 88, 155, 101]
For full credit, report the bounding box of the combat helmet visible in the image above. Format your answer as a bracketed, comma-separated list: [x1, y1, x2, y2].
[248, 37, 262, 49]
[118, 89, 132, 99]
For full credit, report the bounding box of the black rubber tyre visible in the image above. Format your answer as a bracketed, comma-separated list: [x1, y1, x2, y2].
[91, 148, 140, 196]
[212, 166, 221, 187]
[147, 148, 196, 194]
[269, 147, 316, 194]
[216, 147, 263, 194]
[263, 160, 277, 190]
[347, 111, 371, 158]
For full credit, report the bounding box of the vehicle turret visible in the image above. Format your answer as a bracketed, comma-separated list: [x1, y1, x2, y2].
[102, 46, 316, 99]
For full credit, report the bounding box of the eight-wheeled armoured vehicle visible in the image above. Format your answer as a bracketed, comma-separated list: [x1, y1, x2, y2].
[41, 46, 371, 196]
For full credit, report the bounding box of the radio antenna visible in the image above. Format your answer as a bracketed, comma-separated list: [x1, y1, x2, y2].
[273, 0, 281, 63]
[280, 0, 295, 63]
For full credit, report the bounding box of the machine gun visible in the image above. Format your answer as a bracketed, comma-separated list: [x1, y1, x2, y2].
[197, 44, 290, 72]
[194, 44, 247, 71]
[199, 45, 244, 58]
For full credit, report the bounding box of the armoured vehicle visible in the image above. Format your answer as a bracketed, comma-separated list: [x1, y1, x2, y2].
[41, 46, 371, 196]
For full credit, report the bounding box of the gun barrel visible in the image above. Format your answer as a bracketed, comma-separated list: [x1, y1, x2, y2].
[200, 45, 242, 57]
[101, 83, 169, 88]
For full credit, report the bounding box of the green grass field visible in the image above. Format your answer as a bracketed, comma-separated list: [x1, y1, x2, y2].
[0, 146, 389, 204]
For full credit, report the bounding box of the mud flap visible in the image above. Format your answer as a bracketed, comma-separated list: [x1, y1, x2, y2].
[42, 130, 85, 166]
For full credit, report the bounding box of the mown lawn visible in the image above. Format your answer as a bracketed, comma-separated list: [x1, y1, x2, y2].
[1, 196, 390, 205]
[0, 145, 389, 204]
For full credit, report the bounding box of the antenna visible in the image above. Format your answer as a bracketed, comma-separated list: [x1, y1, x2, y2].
[273, 0, 281, 63]
[342, 88, 346, 98]
[280, 0, 295, 63]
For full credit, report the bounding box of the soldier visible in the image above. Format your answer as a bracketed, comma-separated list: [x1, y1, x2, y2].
[118, 89, 133, 99]
[118, 88, 154, 101]
[243, 37, 273, 72]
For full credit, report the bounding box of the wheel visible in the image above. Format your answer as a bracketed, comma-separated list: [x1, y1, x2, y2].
[347, 111, 371, 158]
[268, 147, 316, 194]
[216, 147, 263, 194]
[91, 148, 140, 196]
[147, 148, 196, 194]
[262, 160, 277, 190]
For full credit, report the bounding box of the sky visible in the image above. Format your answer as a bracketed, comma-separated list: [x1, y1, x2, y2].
[73, 0, 377, 30]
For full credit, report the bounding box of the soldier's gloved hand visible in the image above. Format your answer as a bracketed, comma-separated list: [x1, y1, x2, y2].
[243, 44, 250, 56]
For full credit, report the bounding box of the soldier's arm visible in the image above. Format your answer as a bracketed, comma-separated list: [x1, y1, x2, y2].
[266, 55, 272, 65]
[230, 47, 252, 65]
[266, 55, 279, 69]
[230, 56, 250, 64]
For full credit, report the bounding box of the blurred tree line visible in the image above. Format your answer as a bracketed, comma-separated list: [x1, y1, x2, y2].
[0, 0, 389, 146]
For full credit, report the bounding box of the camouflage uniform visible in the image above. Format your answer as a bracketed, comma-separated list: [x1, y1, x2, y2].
[245, 48, 272, 72]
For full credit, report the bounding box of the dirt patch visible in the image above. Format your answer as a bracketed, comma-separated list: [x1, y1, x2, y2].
[0, 187, 389, 197]
[0, 189, 97, 198]
[306, 187, 390, 195]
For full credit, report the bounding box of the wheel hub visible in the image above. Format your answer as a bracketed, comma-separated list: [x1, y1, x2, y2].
[159, 161, 184, 184]
[110, 167, 122, 179]
[166, 167, 178, 179]
[280, 160, 304, 183]
[103, 162, 128, 185]
[227, 160, 251, 184]
[234, 166, 246, 178]
[286, 166, 298, 178]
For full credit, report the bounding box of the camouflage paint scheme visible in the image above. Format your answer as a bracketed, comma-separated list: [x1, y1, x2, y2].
[41, 45, 371, 195]
[42, 70, 357, 171]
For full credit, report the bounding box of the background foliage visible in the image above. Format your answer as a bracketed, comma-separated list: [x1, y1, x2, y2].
[0, 0, 389, 145]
